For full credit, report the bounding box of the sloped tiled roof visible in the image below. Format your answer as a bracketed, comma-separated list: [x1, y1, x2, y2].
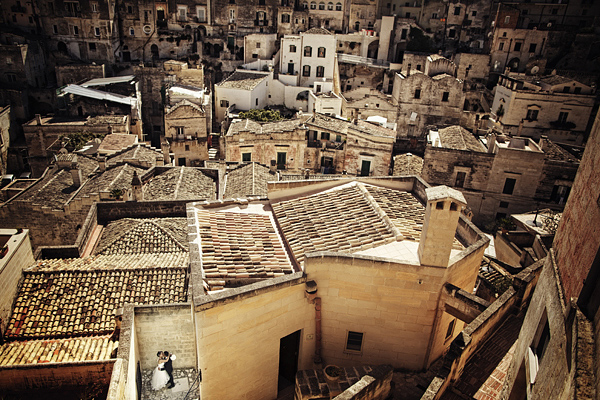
[143, 167, 216, 201]
[95, 218, 188, 255]
[393, 153, 424, 176]
[226, 116, 309, 136]
[5, 268, 187, 340]
[438, 126, 486, 152]
[304, 27, 333, 35]
[27, 253, 189, 272]
[16, 155, 98, 209]
[0, 335, 118, 365]
[107, 144, 162, 167]
[78, 163, 146, 197]
[97, 134, 137, 154]
[272, 184, 398, 266]
[196, 210, 293, 291]
[224, 163, 274, 199]
[217, 71, 269, 90]
[364, 186, 425, 241]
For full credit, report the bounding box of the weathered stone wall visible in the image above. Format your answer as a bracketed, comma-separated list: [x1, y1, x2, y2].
[134, 304, 197, 370]
[422, 146, 494, 192]
[454, 53, 489, 81]
[0, 230, 34, 334]
[55, 64, 106, 87]
[535, 158, 578, 204]
[95, 200, 189, 224]
[0, 361, 114, 392]
[0, 106, 11, 176]
[194, 275, 314, 400]
[333, 365, 394, 400]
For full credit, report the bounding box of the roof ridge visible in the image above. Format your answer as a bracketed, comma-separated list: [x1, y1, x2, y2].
[148, 218, 188, 251]
[172, 166, 185, 201]
[94, 219, 143, 255]
[355, 183, 404, 242]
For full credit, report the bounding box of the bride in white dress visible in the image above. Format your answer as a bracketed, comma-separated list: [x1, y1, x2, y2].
[151, 351, 170, 390]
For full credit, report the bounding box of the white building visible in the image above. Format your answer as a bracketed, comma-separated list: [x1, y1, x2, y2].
[214, 70, 270, 124]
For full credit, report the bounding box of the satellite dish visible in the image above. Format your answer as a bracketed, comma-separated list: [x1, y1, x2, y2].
[531, 66, 540, 75]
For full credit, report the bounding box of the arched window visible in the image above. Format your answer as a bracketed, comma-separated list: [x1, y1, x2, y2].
[303, 65, 311, 76]
[318, 47, 326, 57]
[336, 2, 342, 10]
[316, 66, 325, 77]
[319, 2, 325, 9]
[304, 46, 312, 56]
[327, 2, 333, 10]
[310, 1, 316, 9]
[302, 1, 308, 9]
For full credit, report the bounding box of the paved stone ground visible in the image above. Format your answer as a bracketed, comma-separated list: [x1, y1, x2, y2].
[142, 368, 201, 400]
[389, 358, 444, 400]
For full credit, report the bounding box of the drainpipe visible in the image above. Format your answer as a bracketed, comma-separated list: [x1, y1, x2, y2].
[305, 280, 323, 366]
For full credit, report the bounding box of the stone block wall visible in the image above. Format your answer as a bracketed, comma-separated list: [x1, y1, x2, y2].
[333, 365, 394, 400]
[0, 230, 34, 334]
[134, 304, 197, 370]
[96, 200, 190, 224]
[0, 361, 114, 392]
[194, 275, 313, 400]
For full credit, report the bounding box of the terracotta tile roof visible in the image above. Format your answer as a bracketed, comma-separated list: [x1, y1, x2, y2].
[143, 167, 217, 201]
[107, 144, 162, 168]
[393, 153, 424, 176]
[304, 27, 333, 35]
[15, 156, 98, 209]
[196, 210, 293, 290]
[78, 163, 146, 198]
[5, 268, 187, 340]
[306, 113, 350, 133]
[27, 253, 189, 272]
[97, 134, 138, 153]
[272, 183, 398, 266]
[364, 186, 425, 241]
[227, 115, 310, 136]
[217, 71, 269, 90]
[352, 120, 396, 138]
[224, 163, 274, 199]
[0, 335, 118, 365]
[438, 126, 486, 152]
[543, 140, 579, 162]
[95, 218, 189, 255]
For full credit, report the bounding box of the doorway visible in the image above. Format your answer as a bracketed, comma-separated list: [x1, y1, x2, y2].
[178, 157, 186, 166]
[288, 62, 294, 75]
[278, 330, 301, 393]
[360, 160, 371, 176]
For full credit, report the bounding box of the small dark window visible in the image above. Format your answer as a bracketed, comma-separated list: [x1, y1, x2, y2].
[454, 6, 460, 15]
[304, 46, 312, 57]
[574, 87, 581, 94]
[220, 100, 229, 108]
[346, 331, 363, 352]
[499, 201, 509, 208]
[514, 42, 522, 51]
[185, 145, 190, 151]
[450, 202, 458, 211]
[455, 171, 466, 187]
[448, 29, 455, 38]
[414, 89, 421, 99]
[445, 319, 456, 339]
[526, 109, 538, 121]
[242, 153, 251, 162]
[562, 86, 570, 93]
[436, 201, 444, 210]
[529, 43, 537, 53]
[303, 65, 311, 76]
[321, 131, 330, 140]
[318, 47, 326, 58]
[442, 92, 449, 102]
[503, 178, 516, 195]
[401, 28, 408, 39]
[89, 42, 96, 51]
[290, 45, 296, 52]
[316, 66, 325, 77]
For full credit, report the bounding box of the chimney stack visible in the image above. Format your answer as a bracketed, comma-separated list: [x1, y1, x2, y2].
[418, 186, 466, 268]
[131, 171, 143, 201]
[70, 157, 82, 188]
[99, 157, 107, 172]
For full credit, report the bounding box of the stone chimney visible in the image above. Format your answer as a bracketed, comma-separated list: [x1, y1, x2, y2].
[98, 157, 107, 172]
[156, 155, 164, 167]
[131, 171, 143, 201]
[539, 135, 548, 152]
[418, 186, 466, 268]
[161, 139, 171, 165]
[270, 159, 277, 174]
[70, 157, 83, 188]
[487, 132, 496, 154]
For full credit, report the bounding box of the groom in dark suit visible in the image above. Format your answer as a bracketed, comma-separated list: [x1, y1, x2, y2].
[163, 351, 175, 388]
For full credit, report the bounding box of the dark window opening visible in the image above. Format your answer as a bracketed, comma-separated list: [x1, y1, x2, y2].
[503, 178, 516, 195]
[346, 331, 363, 352]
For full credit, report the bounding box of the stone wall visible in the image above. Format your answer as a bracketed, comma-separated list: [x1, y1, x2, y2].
[333, 365, 394, 400]
[0, 230, 34, 334]
[55, 64, 106, 87]
[193, 274, 314, 400]
[134, 304, 197, 370]
[0, 361, 114, 392]
[96, 200, 190, 224]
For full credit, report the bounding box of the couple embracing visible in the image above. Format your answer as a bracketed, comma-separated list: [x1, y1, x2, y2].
[151, 351, 176, 390]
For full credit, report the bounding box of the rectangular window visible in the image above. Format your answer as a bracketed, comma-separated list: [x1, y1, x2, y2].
[176, 127, 184, 136]
[442, 92, 449, 102]
[504, 16, 510, 24]
[336, 135, 342, 142]
[448, 29, 455, 38]
[95, 27, 100, 36]
[276, 152, 286, 170]
[303, 65, 311, 77]
[472, 10, 477, 16]
[289, 45, 296, 52]
[91, 2, 98, 12]
[562, 86, 570, 93]
[316, 66, 324, 77]
[72, 25, 79, 35]
[529, 43, 537, 53]
[127, 5, 133, 13]
[256, 42, 261, 48]
[318, 47, 326, 58]
[574, 87, 581, 94]
[514, 42, 522, 51]
[414, 89, 421, 99]
[526, 109, 538, 121]
[321, 132, 330, 140]
[185, 145, 190, 151]
[242, 153, 251, 162]
[178, 6, 187, 20]
[89, 42, 96, 51]
[220, 100, 229, 107]
[345, 331, 363, 352]
[401, 29, 408, 39]
[255, 98, 258, 106]
[455, 171, 466, 188]
[503, 178, 516, 195]
[130, 28, 135, 36]
[454, 6, 460, 15]
[304, 46, 312, 57]
[53, 24, 58, 34]
[499, 201, 509, 208]
[558, 111, 569, 123]
[499, 42, 504, 51]
[432, 12, 438, 19]
[197, 8, 206, 21]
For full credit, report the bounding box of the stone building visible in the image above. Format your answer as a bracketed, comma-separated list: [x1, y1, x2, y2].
[489, 22, 549, 74]
[214, 70, 270, 124]
[391, 55, 464, 138]
[243, 33, 278, 63]
[499, 101, 600, 400]
[0, 106, 12, 177]
[421, 126, 580, 225]
[164, 97, 210, 167]
[0, 41, 48, 90]
[225, 113, 395, 175]
[344, 88, 397, 123]
[489, 73, 595, 145]
[22, 114, 130, 177]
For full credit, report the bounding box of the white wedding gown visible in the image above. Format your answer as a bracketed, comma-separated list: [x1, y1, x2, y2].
[151, 362, 170, 390]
